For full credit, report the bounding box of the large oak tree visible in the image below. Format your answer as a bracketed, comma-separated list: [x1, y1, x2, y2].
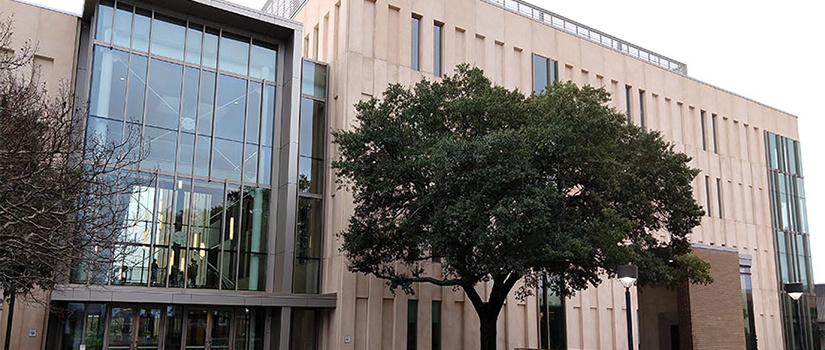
[333, 65, 711, 349]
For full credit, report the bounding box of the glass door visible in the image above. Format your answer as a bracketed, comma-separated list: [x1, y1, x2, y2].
[209, 310, 232, 349]
[136, 307, 162, 349]
[108, 307, 135, 350]
[184, 309, 209, 349]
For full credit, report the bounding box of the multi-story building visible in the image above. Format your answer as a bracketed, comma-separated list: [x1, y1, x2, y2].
[265, 0, 817, 349]
[0, 0, 817, 349]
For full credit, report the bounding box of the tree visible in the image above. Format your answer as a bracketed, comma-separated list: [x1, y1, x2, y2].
[332, 65, 712, 350]
[0, 17, 143, 346]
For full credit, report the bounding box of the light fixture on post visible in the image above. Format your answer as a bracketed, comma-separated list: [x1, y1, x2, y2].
[785, 282, 805, 350]
[618, 264, 638, 350]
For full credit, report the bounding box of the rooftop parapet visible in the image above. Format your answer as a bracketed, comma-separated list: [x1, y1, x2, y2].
[481, 0, 688, 75]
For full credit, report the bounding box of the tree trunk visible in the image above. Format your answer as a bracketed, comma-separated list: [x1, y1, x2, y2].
[479, 308, 499, 350]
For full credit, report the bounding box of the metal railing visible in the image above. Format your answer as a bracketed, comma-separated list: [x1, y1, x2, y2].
[481, 0, 688, 75]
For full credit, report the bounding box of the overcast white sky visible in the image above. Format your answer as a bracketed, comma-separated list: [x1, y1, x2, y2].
[24, 0, 825, 283]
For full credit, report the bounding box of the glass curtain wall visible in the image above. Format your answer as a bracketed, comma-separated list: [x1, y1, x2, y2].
[293, 60, 327, 294]
[74, 0, 278, 292]
[766, 132, 819, 350]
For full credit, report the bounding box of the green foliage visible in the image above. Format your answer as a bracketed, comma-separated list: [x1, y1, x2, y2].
[332, 64, 711, 299]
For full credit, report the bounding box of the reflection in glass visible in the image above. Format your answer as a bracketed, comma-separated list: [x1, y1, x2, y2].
[181, 67, 200, 133]
[189, 180, 224, 289]
[142, 126, 177, 172]
[261, 85, 276, 147]
[203, 27, 219, 69]
[213, 139, 243, 182]
[136, 308, 162, 348]
[259, 146, 272, 186]
[299, 98, 325, 194]
[294, 197, 322, 293]
[132, 8, 151, 52]
[194, 135, 211, 177]
[197, 71, 216, 136]
[125, 54, 148, 124]
[146, 59, 182, 130]
[247, 82, 262, 144]
[301, 60, 326, 98]
[219, 32, 250, 76]
[211, 310, 232, 348]
[90, 47, 129, 121]
[244, 145, 259, 184]
[223, 188, 241, 290]
[164, 306, 183, 349]
[95, 1, 114, 43]
[186, 24, 204, 65]
[85, 303, 107, 350]
[250, 41, 277, 81]
[290, 309, 318, 350]
[108, 307, 134, 349]
[150, 14, 186, 61]
[215, 74, 246, 142]
[185, 309, 208, 348]
[86, 116, 123, 151]
[113, 3, 132, 48]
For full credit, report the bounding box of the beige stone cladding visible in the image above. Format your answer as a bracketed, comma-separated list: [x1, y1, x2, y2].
[288, 0, 795, 348]
[0, 1, 81, 349]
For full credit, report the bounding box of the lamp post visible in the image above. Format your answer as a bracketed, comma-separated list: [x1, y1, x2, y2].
[618, 264, 638, 350]
[785, 282, 805, 350]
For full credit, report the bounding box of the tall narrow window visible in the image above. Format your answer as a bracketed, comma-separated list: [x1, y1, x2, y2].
[538, 273, 566, 349]
[432, 301, 441, 350]
[711, 113, 719, 153]
[407, 300, 418, 350]
[625, 85, 632, 123]
[638, 89, 646, 129]
[700, 110, 707, 151]
[433, 22, 443, 77]
[716, 178, 724, 218]
[705, 175, 712, 217]
[411, 15, 421, 71]
[740, 260, 757, 350]
[532, 54, 558, 94]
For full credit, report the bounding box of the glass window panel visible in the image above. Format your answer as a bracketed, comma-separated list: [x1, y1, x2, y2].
[297, 197, 322, 259]
[215, 74, 247, 141]
[298, 157, 323, 194]
[113, 3, 132, 47]
[90, 245, 113, 285]
[219, 32, 250, 76]
[223, 187, 242, 289]
[247, 82, 262, 144]
[125, 53, 148, 124]
[121, 178, 155, 244]
[259, 146, 272, 186]
[95, 1, 114, 43]
[90, 46, 129, 120]
[411, 16, 420, 71]
[250, 40, 277, 81]
[60, 303, 84, 350]
[292, 258, 320, 294]
[164, 306, 183, 349]
[533, 54, 549, 93]
[203, 27, 219, 69]
[299, 98, 325, 158]
[146, 59, 183, 129]
[141, 126, 178, 172]
[132, 8, 151, 52]
[186, 24, 204, 65]
[301, 60, 326, 98]
[179, 132, 195, 175]
[213, 139, 243, 181]
[112, 244, 151, 286]
[150, 14, 186, 61]
[187, 248, 219, 289]
[235, 308, 265, 350]
[194, 135, 211, 177]
[407, 300, 418, 350]
[432, 301, 442, 350]
[433, 23, 442, 77]
[241, 187, 269, 254]
[261, 85, 276, 147]
[151, 246, 169, 287]
[108, 307, 134, 348]
[198, 71, 216, 136]
[244, 145, 259, 184]
[181, 67, 200, 133]
[85, 116, 123, 151]
[168, 179, 192, 288]
[155, 176, 175, 246]
[238, 253, 266, 291]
